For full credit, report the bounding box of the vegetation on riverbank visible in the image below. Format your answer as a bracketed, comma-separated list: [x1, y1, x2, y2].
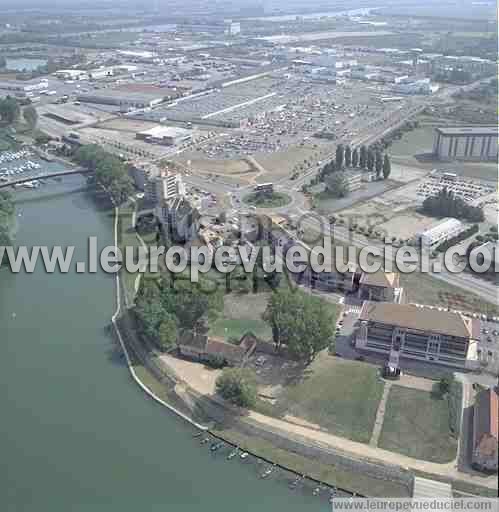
[0, 191, 14, 261]
[73, 144, 134, 205]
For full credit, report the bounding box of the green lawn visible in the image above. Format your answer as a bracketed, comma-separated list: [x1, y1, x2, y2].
[209, 291, 272, 341]
[277, 356, 384, 443]
[378, 386, 458, 463]
[243, 191, 291, 208]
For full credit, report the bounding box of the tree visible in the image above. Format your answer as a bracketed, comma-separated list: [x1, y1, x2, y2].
[160, 280, 222, 332]
[366, 149, 375, 172]
[352, 147, 359, 168]
[375, 151, 383, 179]
[135, 296, 170, 345]
[23, 105, 38, 128]
[0, 96, 20, 124]
[73, 144, 133, 204]
[359, 145, 367, 169]
[216, 368, 257, 408]
[325, 171, 349, 198]
[344, 145, 352, 167]
[263, 288, 336, 362]
[158, 314, 178, 352]
[335, 144, 344, 169]
[382, 154, 391, 179]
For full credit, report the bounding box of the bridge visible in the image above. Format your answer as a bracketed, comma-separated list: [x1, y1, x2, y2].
[0, 168, 91, 189]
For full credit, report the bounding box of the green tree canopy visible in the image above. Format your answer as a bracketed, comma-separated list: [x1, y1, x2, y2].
[325, 171, 349, 198]
[382, 154, 391, 179]
[263, 288, 336, 362]
[375, 151, 383, 179]
[359, 145, 367, 169]
[0, 96, 20, 124]
[23, 105, 38, 128]
[158, 314, 178, 351]
[216, 368, 258, 408]
[366, 149, 375, 172]
[352, 147, 359, 168]
[344, 145, 352, 167]
[335, 144, 344, 169]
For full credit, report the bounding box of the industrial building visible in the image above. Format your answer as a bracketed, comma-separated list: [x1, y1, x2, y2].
[177, 20, 240, 36]
[136, 125, 193, 146]
[77, 91, 165, 111]
[355, 302, 479, 369]
[0, 79, 48, 97]
[416, 218, 464, 250]
[433, 126, 498, 161]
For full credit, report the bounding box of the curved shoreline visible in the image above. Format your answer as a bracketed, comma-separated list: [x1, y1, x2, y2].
[110, 205, 208, 431]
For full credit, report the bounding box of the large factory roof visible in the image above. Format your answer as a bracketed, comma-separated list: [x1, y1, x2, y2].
[436, 126, 498, 136]
[138, 125, 192, 139]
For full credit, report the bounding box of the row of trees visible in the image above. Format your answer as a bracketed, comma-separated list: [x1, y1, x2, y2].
[421, 188, 485, 223]
[331, 144, 392, 180]
[73, 144, 134, 205]
[134, 278, 223, 352]
[263, 287, 336, 363]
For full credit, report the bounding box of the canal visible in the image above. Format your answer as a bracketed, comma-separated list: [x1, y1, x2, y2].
[0, 177, 323, 511]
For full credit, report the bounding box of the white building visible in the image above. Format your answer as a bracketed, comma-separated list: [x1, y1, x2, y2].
[0, 79, 48, 97]
[136, 125, 192, 146]
[146, 173, 185, 205]
[416, 218, 465, 249]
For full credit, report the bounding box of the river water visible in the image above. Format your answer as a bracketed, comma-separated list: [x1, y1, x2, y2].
[0, 177, 323, 511]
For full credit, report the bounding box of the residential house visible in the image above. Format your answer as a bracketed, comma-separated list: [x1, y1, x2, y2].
[472, 388, 498, 472]
[177, 331, 257, 367]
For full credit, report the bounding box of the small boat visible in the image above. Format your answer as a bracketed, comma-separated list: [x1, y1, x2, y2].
[312, 487, 321, 496]
[227, 449, 238, 460]
[200, 437, 210, 445]
[192, 432, 202, 438]
[210, 442, 223, 452]
[240, 451, 249, 459]
[261, 465, 275, 479]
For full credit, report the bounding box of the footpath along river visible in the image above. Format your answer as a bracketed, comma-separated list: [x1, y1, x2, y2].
[0, 176, 323, 511]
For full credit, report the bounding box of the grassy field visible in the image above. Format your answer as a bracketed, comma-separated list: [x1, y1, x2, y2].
[209, 290, 272, 340]
[400, 270, 499, 314]
[378, 386, 458, 463]
[243, 191, 292, 208]
[276, 355, 384, 443]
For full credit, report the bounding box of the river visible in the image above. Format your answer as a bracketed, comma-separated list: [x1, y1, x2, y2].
[0, 176, 323, 511]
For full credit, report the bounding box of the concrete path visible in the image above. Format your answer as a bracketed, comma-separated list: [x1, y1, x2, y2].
[370, 381, 392, 447]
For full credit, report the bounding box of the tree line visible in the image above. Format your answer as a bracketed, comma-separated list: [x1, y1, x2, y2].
[0, 191, 14, 264]
[306, 143, 391, 198]
[421, 188, 484, 223]
[73, 144, 134, 205]
[134, 277, 223, 352]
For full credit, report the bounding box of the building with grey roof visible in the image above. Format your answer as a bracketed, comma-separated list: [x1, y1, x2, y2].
[433, 126, 498, 161]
